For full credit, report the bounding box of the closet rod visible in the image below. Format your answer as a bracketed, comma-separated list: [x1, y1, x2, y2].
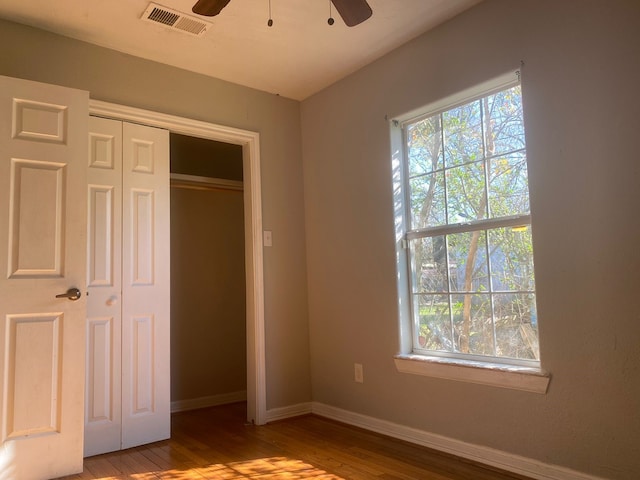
[170, 173, 243, 192]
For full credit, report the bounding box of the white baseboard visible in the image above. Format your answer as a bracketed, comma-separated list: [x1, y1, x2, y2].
[311, 403, 606, 480]
[179, 397, 606, 480]
[266, 402, 313, 423]
[171, 390, 247, 413]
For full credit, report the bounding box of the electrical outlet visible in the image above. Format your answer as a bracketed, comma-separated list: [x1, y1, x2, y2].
[354, 363, 364, 383]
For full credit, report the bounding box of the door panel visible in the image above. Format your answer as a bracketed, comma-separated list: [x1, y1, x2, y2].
[0, 75, 88, 479]
[121, 122, 170, 449]
[130, 188, 154, 285]
[84, 116, 122, 457]
[8, 159, 66, 277]
[5, 313, 62, 438]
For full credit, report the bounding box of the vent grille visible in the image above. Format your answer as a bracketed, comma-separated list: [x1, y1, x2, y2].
[142, 3, 211, 37]
[148, 7, 180, 26]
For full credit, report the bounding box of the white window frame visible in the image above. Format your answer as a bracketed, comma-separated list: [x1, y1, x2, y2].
[390, 70, 550, 393]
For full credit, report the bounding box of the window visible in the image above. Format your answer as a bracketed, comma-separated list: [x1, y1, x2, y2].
[393, 71, 542, 374]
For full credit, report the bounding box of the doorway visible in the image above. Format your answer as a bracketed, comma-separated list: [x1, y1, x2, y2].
[169, 134, 247, 411]
[89, 100, 267, 426]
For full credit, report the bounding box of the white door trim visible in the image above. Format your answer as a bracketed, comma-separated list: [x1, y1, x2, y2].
[89, 100, 267, 425]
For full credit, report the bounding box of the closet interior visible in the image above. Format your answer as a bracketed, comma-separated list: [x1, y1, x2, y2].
[169, 133, 247, 412]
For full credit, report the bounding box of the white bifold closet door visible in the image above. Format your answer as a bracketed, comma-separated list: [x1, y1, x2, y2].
[84, 116, 170, 457]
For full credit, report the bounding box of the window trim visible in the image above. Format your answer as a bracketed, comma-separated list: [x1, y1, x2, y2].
[390, 69, 549, 392]
[394, 354, 550, 394]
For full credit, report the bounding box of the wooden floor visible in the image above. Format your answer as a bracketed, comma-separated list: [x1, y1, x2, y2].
[60, 402, 532, 480]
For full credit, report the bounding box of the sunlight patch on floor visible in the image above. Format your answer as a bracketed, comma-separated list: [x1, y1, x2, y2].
[86, 456, 344, 479]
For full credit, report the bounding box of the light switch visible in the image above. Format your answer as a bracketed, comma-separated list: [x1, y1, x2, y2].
[354, 363, 364, 383]
[263, 230, 273, 247]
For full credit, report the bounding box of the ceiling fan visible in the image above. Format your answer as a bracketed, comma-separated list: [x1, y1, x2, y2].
[192, 0, 373, 27]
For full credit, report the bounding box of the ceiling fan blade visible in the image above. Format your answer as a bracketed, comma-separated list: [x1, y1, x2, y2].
[192, 0, 231, 17]
[330, 0, 372, 27]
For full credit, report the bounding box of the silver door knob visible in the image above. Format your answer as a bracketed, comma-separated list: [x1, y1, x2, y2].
[55, 287, 82, 301]
[106, 295, 118, 306]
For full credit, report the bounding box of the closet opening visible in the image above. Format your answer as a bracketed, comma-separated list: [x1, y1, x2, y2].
[169, 133, 247, 414]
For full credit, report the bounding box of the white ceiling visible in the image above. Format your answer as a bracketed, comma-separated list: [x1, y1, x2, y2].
[0, 0, 481, 100]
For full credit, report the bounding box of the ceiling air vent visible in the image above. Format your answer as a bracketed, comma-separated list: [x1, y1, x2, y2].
[142, 3, 211, 37]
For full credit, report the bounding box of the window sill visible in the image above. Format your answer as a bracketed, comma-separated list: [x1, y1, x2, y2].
[394, 354, 550, 394]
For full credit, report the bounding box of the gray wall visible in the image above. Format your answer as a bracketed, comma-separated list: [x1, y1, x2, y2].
[0, 18, 311, 410]
[170, 185, 246, 402]
[301, 1, 640, 479]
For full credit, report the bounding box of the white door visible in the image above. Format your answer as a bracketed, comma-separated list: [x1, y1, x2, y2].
[84, 118, 170, 456]
[84, 116, 123, 456]
[121, 122, 170, 449]
[0, 76, 88, 478]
